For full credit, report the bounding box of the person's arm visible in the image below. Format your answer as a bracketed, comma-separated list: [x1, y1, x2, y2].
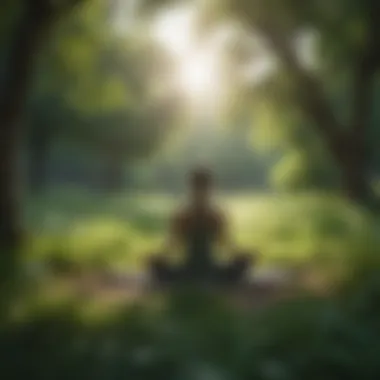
[217, 210, 234, 250]
[162, 212, 183, 253]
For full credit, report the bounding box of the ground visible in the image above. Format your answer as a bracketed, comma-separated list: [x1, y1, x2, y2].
[20, 188, 380, 309]
[24, 188, 378, 271]
[5, 190, 380, 380]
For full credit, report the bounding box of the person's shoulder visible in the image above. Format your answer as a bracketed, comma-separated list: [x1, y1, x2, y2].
[172, 206, 191, 224]
[209, 205, 226, 223]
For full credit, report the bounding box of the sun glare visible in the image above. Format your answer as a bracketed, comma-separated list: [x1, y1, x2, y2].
[152, 5, 222, 111]
[150, 4, 280, 119]
[178, 51, 218, 99]
[152, 6, 195, 58]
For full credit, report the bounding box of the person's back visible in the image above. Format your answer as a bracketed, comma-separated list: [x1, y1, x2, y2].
[149, 168, 253, 285]
[173, 202, 223, 277]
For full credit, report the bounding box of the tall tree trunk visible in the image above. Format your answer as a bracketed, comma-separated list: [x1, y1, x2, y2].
[342, 155, 369, 204]
[28, 123, 51, 195]
[256, 16, 379, 208]
[339, 135, 372, 206]
[0, 4, 51, 252]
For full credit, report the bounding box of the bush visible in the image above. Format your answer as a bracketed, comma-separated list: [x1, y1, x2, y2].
[2, 271, 380, 380]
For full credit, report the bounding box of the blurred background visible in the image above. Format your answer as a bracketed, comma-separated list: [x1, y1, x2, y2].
[2, 0, 380, 379]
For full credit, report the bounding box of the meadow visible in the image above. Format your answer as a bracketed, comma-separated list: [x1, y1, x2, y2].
[0, 189, 377, 380]
[23, 188, 380, 277]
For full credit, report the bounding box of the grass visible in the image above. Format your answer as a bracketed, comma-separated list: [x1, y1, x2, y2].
[22, 187, 380, 275]
[1, 188, 379, 379]
[4, 271, 380, 380]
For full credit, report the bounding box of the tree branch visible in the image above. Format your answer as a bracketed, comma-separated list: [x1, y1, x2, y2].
[255, 22, 347, 162]
[350, 0, 380, 137]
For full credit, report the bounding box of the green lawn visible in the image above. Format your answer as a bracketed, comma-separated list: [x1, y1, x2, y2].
[23, 188, 380, 272]
[5, 189, 380, 380]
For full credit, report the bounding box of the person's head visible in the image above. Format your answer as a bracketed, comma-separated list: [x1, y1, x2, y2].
[189, 167, 213, 205]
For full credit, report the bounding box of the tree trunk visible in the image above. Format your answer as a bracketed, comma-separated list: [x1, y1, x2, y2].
[338, 136, 371, 206]
[342, 164, 370, 204]
[255, 22, 378, 208]
[28, 123, 51, 195]
[0, 5, 51, 252]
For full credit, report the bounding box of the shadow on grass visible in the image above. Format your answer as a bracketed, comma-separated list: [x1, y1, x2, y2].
[2, 263, 380, 380]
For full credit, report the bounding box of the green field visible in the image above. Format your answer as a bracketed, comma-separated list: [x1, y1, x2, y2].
[23, 188, 380, 273]
[12, 190, 380, 380]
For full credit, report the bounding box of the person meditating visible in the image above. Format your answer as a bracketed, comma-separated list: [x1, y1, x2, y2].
[149, 168, 254, 285]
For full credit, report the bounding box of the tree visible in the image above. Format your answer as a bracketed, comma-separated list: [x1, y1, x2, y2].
[0, 0, 182, 251]
[23, 0, 119, 193]
[145, 0, 380, 205]
[216, 0, 380, 206]
[249, 72, 340, 192]
[0, 0, 86, 250]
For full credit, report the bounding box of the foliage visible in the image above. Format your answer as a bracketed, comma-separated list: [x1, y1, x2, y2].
[144, 126, 275, 191]
[3, 258, 380, 380]
[21, 0, 182, 193]
[193, 0, 380, 200]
